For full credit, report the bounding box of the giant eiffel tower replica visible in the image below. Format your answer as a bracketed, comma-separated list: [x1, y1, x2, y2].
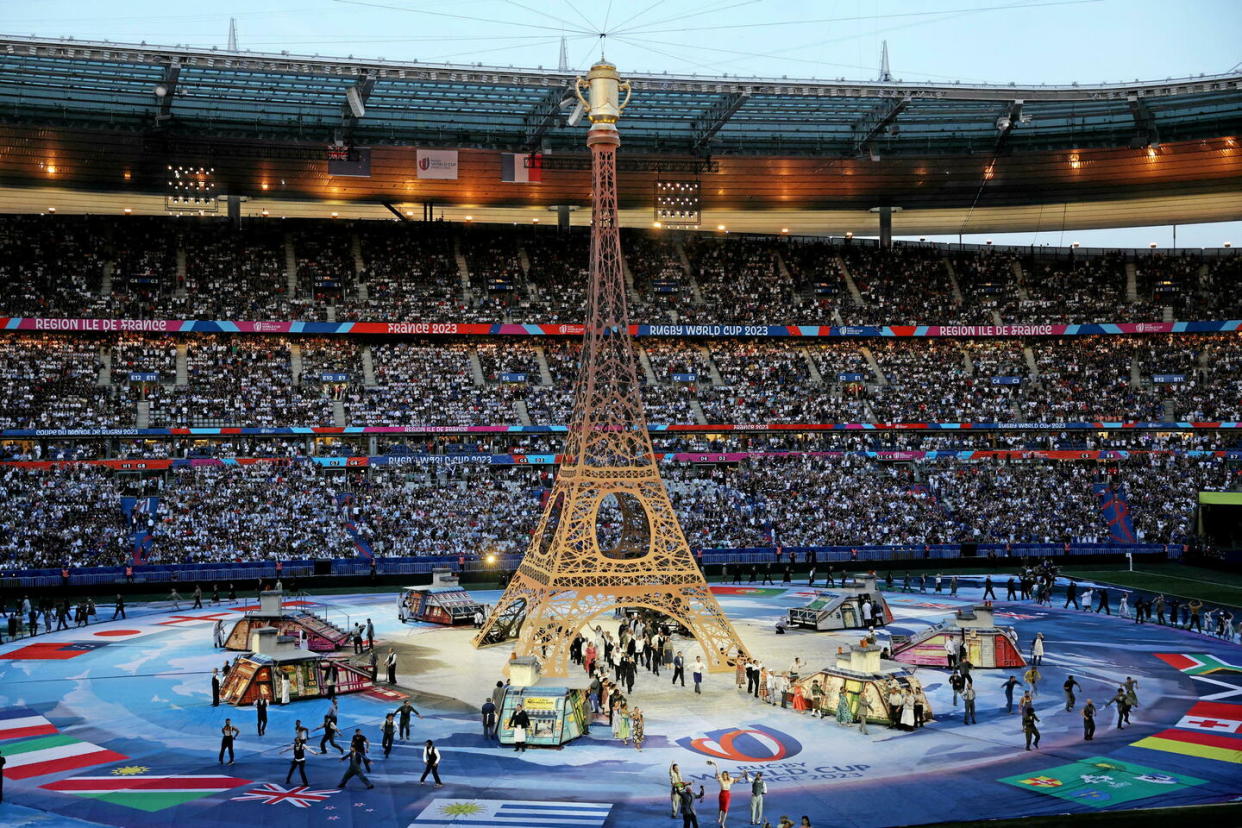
[473, 60, 749, 677]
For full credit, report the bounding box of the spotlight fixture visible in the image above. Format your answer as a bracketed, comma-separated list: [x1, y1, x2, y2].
[166, 164, 219, 213]
[654, 179, 701, 226]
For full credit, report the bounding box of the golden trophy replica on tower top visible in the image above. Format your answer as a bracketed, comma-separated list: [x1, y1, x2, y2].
[472, 60, 750, 677]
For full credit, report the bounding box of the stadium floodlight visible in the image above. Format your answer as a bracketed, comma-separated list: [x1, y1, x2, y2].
[566, 99, 586, 127]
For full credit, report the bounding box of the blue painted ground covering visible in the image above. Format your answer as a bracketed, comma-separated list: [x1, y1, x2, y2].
[1, 580, 1239, 827]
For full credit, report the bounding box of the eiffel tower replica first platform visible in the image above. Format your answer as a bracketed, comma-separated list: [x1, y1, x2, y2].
[472, 60, 749, 677]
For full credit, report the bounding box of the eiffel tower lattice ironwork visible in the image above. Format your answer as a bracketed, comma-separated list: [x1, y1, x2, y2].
[472, 60, 750, 677]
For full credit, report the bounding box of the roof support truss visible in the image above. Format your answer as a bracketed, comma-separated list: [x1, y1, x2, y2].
[690, 92, 748, 154]
[1127, 93, 1159, 148]
[337, 73, 376, 143]
[851, 94, 910, 157]
[992, 99, 1024, 153]
[523, 84, 574, 151]
[154, 62, 180, 124]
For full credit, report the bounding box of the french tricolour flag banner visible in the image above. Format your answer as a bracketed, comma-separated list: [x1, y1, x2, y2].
[501, 153, 542, 183]
[411, 798, 611, 826]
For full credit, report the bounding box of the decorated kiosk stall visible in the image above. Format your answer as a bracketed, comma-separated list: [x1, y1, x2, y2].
[223, 589, 351, 652]
[788, 574, 894, 631]
[800, 642, 932, 726]
[398, 568, 485, 626]
[891, 604, 1025, 668]
[219, 628, 374, 706]
[494, 656, 589, 748]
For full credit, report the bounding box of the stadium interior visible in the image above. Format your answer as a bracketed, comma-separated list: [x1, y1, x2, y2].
[0, 21, 1240, 828]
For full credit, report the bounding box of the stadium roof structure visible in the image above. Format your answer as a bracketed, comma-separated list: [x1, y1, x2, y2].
[1, 35, 1240, 232]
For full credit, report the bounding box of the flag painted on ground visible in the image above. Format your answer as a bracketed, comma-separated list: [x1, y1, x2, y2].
[1132, 720, 1242, 764]
[1174, 701, 1242, 734]
[1155, 653, 1242, 676]
[41, 774, 251, 812]
[230, 782, 339, 808]
[411, 798, 612, 826]
[0, 708, 58, 741]
[500, 153, 542, 183]
[709, 586, 787, 597]
[0, 641, 109, 661]
[999, 756, 1206, 809]
[1, 734, 127, 780]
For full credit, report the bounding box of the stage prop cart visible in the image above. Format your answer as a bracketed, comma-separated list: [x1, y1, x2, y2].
[494, 656, 589, 748]
[800, 643, 932, 726]
[219, 628, 374, 706]
[398, 569, 485, 626]
[223, 589, 350, 652]
[788, 575, 894, 630]
[891, 604, 1025, 668]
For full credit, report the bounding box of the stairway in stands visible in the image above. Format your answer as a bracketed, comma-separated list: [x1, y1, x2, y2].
[334, 493, 375, 559]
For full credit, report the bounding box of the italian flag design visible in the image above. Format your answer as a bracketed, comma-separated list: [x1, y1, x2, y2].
[41, 774, 252, 812]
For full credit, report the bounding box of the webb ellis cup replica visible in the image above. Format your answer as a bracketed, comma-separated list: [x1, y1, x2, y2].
[474, 60, 749, 677]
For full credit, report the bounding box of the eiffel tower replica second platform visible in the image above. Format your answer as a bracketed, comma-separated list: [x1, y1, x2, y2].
[472, 60, 750, 677]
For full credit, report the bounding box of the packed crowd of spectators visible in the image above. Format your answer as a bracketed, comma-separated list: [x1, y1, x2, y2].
[2, 453, 1234, 570]
[293, 223, 357, 305]
[147, 335, 334, 427]
[0, 335, 118, 429]
[0, 215, 105, 317]
[680, 236, 786, 324]
[180, 222, 303, 320]
[152, 464, 353, 563]
[841, 245, 961, 326]
[623, 229, 696, 324]
[0, 465, 129, 568]
[1, 331, 1238, 428]
[781, 239, 849, 321]
[520, 227, 590, 323]
[0, 215, 1236, 326]
[348, 221, 461, 321]
[347, 341, 504, 426]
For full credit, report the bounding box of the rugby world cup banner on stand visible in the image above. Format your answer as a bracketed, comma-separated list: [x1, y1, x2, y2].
[5, 317, 1240, 338]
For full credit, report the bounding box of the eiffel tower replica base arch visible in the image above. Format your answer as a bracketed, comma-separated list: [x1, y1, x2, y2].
[472, 60, 749, 678]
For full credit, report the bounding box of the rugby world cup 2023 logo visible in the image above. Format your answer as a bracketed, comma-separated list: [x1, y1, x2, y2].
[676, 724, 803, 762]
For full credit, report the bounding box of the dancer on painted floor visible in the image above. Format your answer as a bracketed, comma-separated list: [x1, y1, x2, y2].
[1063, 675, 1083, 712]
[380, 713, 397, 757]
[281, 735, 310, 786]
[693, 656, 704, 694]
[1022, 706, 1041, 750]
[314, 715, 344, 754]
[420, 739, 443, 786]
[1023, 665, 1041, 696]
[705, 760, 745, 827]
[1031, 633, 1044, 666]
[669, 763, 685, 819]
[676, 781, 705, 828]
[397, 699, 423, 740]
[1082, 699, 1096, 741]
[218, 719, 239, 765]
[337, 745, 374, 790]
[748, 770, 766, 825]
